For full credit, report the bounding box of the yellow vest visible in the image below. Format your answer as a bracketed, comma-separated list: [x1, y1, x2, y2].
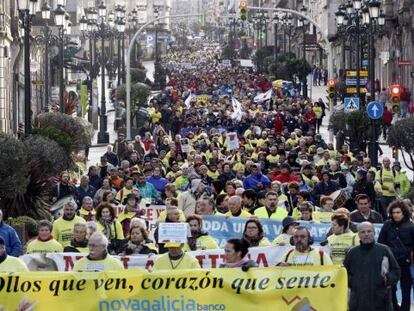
[96, 221, 124, 240]
[313, 210, 333, 224]
[153, 253, 201, 270]
[254, 206, 288, 220]
[73, 255, 124, 271]
[375, 168, 396, 197]
[26, 239, 63, 254]
[52, 216, 86, 247]
[183, 235, 220, 251]
[0, 256, 28, 272]
[327, 231, 359, 264]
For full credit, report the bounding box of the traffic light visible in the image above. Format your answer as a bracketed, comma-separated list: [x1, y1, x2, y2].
[390, 84, 401, 104]
[239, 1, 248, 21]
[327, 79, 336, 99]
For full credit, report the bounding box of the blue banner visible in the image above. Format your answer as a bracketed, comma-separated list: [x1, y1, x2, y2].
[202, 216, 383, 247]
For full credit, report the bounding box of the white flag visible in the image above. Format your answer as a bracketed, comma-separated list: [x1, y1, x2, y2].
[231, 97, 243, 122]
[253, 88, 273, 103]
[184, 92, 193, 108]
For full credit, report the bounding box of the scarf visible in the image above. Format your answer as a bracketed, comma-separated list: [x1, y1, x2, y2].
[99, 219, 115, 239]
[71, 239, 88, 248]
[124, 241, 145, 255]
[124, 204, 139, 214]
[224, 257, 249, 268]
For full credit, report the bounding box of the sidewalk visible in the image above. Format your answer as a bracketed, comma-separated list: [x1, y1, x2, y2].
[311, 85, 413, 180]
[87, 61, 155, 168]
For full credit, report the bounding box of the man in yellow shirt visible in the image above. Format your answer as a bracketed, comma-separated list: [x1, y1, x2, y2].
[375, 157, 397, 218]
[327, 214, 359, 264]
[73, 232, 124, 271]
[254, 191, 288, 220]
[279, 227, 333, 266]
[225, 196, 252, 218]
[52, 202, 86, 247]
[0, 237, 28, 272]
[153, 242, 201, 270]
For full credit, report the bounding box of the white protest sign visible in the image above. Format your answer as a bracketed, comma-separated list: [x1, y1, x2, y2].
[158, 222, 189, 243]
[226, 132, 239, 151]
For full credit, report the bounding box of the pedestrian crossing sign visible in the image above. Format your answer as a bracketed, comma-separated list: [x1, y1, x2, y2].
[344, 97, 360, 113]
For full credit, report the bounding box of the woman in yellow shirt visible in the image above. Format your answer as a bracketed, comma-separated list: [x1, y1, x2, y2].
[26, 220, 63, 254]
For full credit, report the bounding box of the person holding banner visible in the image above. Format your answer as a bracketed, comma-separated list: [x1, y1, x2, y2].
[220, 238, 257, 270]
[279, 226, 333, 266]
[26, 220, 63, 254]
[185, 215, 219, 251]
[118, 226, 157, 256]
[73, 232, 124, 272]
[242, 218, 271, 247]
[153, 242, 201, 271]
[0, 237, 28, 272]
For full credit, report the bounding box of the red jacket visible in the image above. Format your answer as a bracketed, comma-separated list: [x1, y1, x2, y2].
[274, 173, 298, 183]
[383, 109, 393, 125]
[273, 118, 284, 133]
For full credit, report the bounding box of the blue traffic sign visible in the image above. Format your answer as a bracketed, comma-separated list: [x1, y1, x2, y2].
[367, 101, 383, 119]
[344, 97, 360, 113]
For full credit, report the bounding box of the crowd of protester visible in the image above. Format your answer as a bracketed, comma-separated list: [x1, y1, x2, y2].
[0, 48, 413, 311]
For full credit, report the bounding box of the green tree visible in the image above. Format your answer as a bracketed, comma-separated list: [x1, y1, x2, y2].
[116, 83, 151, 127]
[329, 110, 373, 153]
[387, 117, 414, 173]
[130, 68, 148, 83]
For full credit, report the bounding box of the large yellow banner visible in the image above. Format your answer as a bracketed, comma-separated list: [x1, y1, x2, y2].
[0, 267, 347, 311]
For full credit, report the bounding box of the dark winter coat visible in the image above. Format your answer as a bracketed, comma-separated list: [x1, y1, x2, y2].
[344, 242, 400, 311]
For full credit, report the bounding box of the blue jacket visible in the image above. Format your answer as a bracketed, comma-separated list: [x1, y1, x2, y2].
[76, 185, 97, 205]
[135, 182, 160, 199]
[146, 176, 169, 193]
[0, 222, 23, 257]
[243, 173, 271, 192]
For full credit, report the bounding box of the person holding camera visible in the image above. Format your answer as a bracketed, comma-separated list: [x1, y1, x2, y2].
[278, 226, 332, 266]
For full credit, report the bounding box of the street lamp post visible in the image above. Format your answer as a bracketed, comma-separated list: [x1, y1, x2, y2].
[299, 6, 308, 99]
[54, 4, 66, 113]
[18, 0, 38, 135]
[273, 14, 278, 59]
[115, 16, 126, 86]
[35, 1, 58, 112]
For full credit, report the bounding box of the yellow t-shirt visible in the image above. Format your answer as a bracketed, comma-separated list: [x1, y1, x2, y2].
[26, 238, 63, 254]
[281, 248, 333, 266]
[151, 111, 162, 123]
[153, 253, 201, 270]
[0, 256, 28, 272]
[266, 154, 279, 164]
[183, 235, 220, 251]
[73, 255, 124, 271]
[52, 216, 86, 247]
[327, 231, 359, 265]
